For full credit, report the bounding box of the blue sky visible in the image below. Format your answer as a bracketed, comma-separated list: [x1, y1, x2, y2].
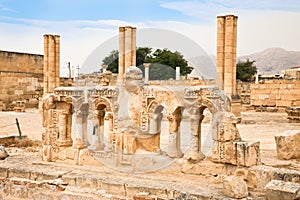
[1, 0, 300, 75]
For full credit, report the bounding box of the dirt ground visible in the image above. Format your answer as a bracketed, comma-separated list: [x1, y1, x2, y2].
[0, 108, 43, 140]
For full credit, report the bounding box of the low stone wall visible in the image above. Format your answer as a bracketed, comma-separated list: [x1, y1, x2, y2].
[250, 80, 300, 107]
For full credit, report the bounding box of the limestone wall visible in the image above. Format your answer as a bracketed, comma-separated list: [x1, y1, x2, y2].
[0, 51, 44, 107]
[250, 80, 300, 107]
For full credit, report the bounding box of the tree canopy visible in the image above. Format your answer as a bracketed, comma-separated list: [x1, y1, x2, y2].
[236, 59, 257, 82]
[102, 47, 193, 80]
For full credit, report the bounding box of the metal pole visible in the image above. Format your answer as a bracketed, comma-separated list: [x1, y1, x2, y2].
[15, 118, 22, 139]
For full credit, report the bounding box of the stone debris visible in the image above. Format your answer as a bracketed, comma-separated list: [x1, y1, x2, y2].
[275, 130, 300, 160]
[0, 146, 9, 160]
[223, 175, 248, 199]
[265, 180, 300, 200]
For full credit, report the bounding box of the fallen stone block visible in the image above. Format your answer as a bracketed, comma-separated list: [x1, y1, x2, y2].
[265, 180, 300, 200]
[275, 130, 300, 160]
[223, 175, 248, 199]
[212, 140, 260, 167]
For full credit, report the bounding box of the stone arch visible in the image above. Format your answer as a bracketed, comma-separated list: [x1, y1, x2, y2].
[88, 97, 114, 151]
[93, 97, 113, 112]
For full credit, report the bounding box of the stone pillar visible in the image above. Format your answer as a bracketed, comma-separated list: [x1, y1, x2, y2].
[118, 27, 125, 80]
[185, 107, 205, 161]
[131, 27, 137, 68]
[104, 112, 114, 151]
[118, 26, 136, 81]
[216, 15, 238, 98]
[166, 110, 183, 158]
[89, 110, 105, 151]
[144, 63, 151, 84]
[43, 34, 60, 94]
[216, 16, 225, 91]
[255, 70, 259, 84]
[148, 111, 163, 134]
[57, 110, 67, 145]
[80, 108, 89, 147]
[176, 67, 180, 80]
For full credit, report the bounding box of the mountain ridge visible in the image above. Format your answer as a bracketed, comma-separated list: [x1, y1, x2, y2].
[238, 48, 300, 74]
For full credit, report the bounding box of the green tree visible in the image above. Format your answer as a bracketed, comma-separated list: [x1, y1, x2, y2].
[102, 47, 193, 80]
[236, 59, 257, 82]
[149, 48, 193, 80]
[102, 50, 118, 73]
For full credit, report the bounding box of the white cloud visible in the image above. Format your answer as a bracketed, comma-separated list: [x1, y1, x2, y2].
[160, 0, 300, 20]
[1, 9, 300, 76]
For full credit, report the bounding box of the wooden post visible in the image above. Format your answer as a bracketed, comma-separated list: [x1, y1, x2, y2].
[15, 118, 22, 139]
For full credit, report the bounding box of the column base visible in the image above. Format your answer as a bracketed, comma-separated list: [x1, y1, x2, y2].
[57, 139, 72, 147]
[72, 138, 85, 149]
[166, 149, 183, 158]
[88, 135, 104, 151]
[184, 151, 205, 162]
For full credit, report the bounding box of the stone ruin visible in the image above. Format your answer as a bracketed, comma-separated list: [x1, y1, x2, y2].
[40, 19, 261, 174]
[3, 14, 300, 199]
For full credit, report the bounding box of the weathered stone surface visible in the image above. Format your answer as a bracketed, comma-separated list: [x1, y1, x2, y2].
[0, 146, 9, 160]
[180, 159, 227, 176]
[212, 140, 260, 167]
[265, 180, 300, 200]
[235, 141, 261, 166]
[275, 130, 300, 160]
[223, 175, 248, 198]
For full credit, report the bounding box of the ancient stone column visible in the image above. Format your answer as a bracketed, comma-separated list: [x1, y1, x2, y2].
[81, 109, 89, 146]
[216, 16, 225, 91]
[185, 107, 205, 161]
[89, 110, 105, 151]
[57, 110, 68, 145]
[166, 110, 183, 158]
[176, 67, 180, 80]
[216, 15, 238, 98]
[104, 112, 114, 151]
[43, 34, 60, 94]
[131, 27, 137, 68]
[118, 26, 136, 81]
[148, 110, 163, 135]
[118, 27, 125, 80]
[144, 63, 151, 84]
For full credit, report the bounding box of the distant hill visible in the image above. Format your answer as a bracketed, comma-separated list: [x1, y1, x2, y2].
[238, 48, 300, 74]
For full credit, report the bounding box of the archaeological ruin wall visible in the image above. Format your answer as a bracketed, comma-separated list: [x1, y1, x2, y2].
[251, 79, 300, 107]
[0, 50, 44, 109]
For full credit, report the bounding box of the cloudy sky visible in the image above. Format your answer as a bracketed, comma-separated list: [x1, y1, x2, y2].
[0, 0, 299, 75]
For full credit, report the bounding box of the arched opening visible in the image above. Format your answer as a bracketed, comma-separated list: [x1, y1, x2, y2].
[88, 97, 114, 152]
[88, 104, 106, 151]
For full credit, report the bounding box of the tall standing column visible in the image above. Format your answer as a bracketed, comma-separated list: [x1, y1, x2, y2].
[43, 34, 60, 94]
[216, 16, 225, 91]
[216, 15, 238, 98]
[124, 26, 133, 72]
[118, 27, 125, 80]
[131, 27, 137, 67]
[118, 26, 137, 82]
